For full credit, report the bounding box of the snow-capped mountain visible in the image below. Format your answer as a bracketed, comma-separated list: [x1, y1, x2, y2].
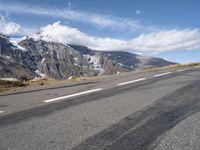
[0, 33, 175, 80]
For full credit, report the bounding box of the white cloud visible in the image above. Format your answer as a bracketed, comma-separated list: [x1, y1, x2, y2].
[32, 22, 200, 53]
[21, 27, 37, 35]
[0, 2, 150, 32]
[136, 10, 141, 15]
[0, 13, 21, 35]
[32, 22, 129, 50]
[130, 29, 200, 52]
[0, 13, 36, 36]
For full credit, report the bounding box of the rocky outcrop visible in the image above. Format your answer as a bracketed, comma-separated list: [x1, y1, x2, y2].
[0, 34, 175, 80]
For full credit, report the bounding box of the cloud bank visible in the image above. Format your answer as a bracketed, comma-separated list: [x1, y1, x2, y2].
[0, 13, 37, 36]
[32, 22, 200, 53]
[0, 13, 21, 35]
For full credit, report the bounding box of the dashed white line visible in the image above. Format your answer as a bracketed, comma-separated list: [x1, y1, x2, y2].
[0, 110, 4, 114]
[44, 88, 103, 103]
[154, 72, 172, 77]
[117, 78, 146, 86]
[177, 68, 190, 72]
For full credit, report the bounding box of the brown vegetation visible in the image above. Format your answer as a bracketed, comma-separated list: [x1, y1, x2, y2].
[0, 80, 27, 92]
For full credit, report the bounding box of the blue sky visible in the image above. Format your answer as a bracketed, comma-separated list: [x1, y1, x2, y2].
[0, 0, 200, 63]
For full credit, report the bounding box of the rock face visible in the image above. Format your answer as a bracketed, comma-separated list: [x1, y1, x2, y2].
[0, 34, 35, 80]
[70, 45, 174, 70]
[0, 34, 175, 80]
[19, 38, 84, 79]
[101, 51, 173, 70]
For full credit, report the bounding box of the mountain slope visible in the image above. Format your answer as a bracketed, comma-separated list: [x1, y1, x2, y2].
[0, 34, 36, 80]
[19, 38, 85, 79]
[69, 45, 175, 70]
[0, 34, 175, 80]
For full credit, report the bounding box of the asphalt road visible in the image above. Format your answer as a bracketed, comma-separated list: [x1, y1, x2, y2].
[0, 66, 200, 150]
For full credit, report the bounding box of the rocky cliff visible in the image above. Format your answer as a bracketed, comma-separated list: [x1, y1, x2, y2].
[0, 34, 175, 80]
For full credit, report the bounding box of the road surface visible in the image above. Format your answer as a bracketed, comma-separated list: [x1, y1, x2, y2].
[0, 66, 200, 150]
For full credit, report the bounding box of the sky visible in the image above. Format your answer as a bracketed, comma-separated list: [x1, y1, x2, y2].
[0, 0, 200, 63]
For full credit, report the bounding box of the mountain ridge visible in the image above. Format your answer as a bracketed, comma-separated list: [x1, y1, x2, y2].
[0, 34, 176, 80]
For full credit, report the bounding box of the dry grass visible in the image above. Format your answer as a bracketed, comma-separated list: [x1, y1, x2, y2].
[166, 62, 200, 68]
[0, 80, 27, 92]
[0, 78, 79, 93]
[142, 66, 161, 71]
[143, 62, 200, 71]
[0, 76, 96, 93]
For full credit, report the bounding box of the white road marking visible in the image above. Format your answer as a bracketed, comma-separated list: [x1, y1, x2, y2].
[44, 88, 103, 103]
[0, 111, 4, 114]
[177, 68, 190, 72]
[117, 78, 146, 86]
[154, 72, 172, 77]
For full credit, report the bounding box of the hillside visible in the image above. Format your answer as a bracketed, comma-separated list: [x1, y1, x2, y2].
[0, 34, 175, 80]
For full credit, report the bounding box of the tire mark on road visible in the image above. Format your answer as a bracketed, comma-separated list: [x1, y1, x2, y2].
[0, 71, 198, 127]
[73, 80, 200, 150]
[0, 77, 156, 127]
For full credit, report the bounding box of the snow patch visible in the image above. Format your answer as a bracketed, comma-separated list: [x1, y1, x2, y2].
[117, 63, 126, 67]
[73, 57, 81, 66]
[117, 63, 133, 69]
[40, 58, 45, 65]
[163, 57, 169, 61]
[0, 78, 18, 81]
[84, 54, 104, 74]
[73, 63, 79, 66]
[10, 40, 27, 51]
[11, 37, 26, 42]
[135, 52, 142, 55]
[6, 56, 11, 59]
[35, 69, 46, 78]
[65, 44, 71, 48]
[74, 57, 79, 63]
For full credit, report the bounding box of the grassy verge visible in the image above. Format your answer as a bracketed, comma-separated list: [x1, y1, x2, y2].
[0, 77, 84, 93]
[0, 80, 27, 92]
[143, 62, 200, 71]
[166, 62, 200, 68]
[143, 66, 161, 71]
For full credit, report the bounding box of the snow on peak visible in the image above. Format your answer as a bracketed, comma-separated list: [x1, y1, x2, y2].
[10, 40, 27, 51]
